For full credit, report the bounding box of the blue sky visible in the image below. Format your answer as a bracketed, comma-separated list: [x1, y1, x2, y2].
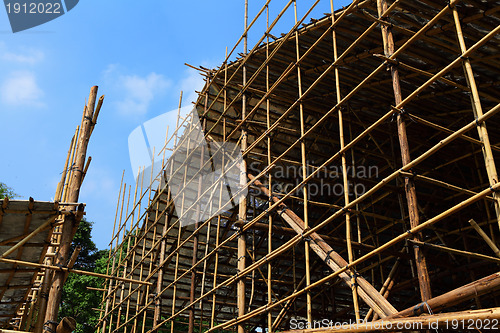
[0, 0, 349, 249]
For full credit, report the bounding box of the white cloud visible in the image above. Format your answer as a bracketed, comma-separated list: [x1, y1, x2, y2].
[0, 42, 44, 65]
[1, 71, 44, 107]
[176, 68, 206, 106]
[105, 66, 171, 116]
[80, 166, 116, 203]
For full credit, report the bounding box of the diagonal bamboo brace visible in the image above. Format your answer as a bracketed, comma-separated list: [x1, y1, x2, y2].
[248, 174, 397, 318]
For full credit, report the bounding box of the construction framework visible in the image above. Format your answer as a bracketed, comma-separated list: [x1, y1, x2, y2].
[97, 0, 500, 332]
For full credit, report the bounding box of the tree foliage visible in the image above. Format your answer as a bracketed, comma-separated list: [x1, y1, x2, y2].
[0, 182, 17, 199]
[60, 219, 107, 333]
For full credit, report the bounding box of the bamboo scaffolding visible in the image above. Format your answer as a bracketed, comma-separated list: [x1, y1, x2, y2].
[94, 1, 500, 332]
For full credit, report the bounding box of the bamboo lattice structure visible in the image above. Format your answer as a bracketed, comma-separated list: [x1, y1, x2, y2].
[97, 0, 500, 332]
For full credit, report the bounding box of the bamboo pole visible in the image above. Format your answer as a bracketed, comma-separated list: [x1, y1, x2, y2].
[61, 126, 79, 204]
[237, 2, 249, 333]
[377, 0, 432, 303]
[452, 7, 500, 233]
[294, 0, 313, 323]
[153, 193, 171, 330]
[331, 0, 360, 321]
[34, 266, 50, 333]
[469, 219, 500, 258]
[0, 257, 152, 286]
[62, 246, 81, 283]
[265, 6, 274, 330]
[117, 178, 139, 333]
[102, 182, 126, 333]
[114, 184, 132, 332]
[55, 134, 75, 202]
[188, 89, 208, 333]
[98, 170, 124, 333]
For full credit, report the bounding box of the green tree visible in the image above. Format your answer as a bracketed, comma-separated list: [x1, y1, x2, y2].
[0, 182, 17, 199]
[60, 219, 107, 333]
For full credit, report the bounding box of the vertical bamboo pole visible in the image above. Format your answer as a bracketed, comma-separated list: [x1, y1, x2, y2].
[115, 185, 132, 330]
[97, 170, 124, 333]
[172, 96, 188, 333]
[142, 196, 157, 333]
[61, 126, 79, 204]
[128, 167, 145, 333]
[237, 1, 249, 332]
[44, 86, 100, 333]
[377, 0, 432, 302]
[348, 121, 363, 258]
[189, 88, 209, 333]
[154, 137, 174, 332]
[138, 149, 156, 333]
[293, 0, 313, 323]
[452, 7, 500, 232]
[210, 53, 227, 329]
[330, 0, 360, 321]
[123, 170, 140, 333]
[473, 151, 496, 243]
